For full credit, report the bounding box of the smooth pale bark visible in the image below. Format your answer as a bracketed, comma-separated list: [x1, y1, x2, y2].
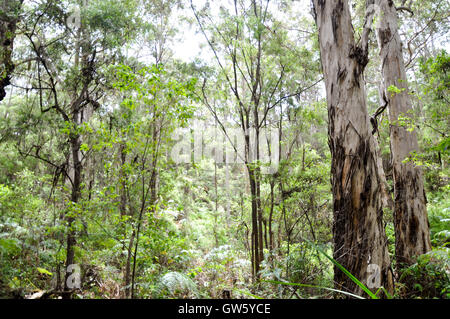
[313, 0, 393, 295]
[375, 0, 432, 266]
[360, 0, 394, 213]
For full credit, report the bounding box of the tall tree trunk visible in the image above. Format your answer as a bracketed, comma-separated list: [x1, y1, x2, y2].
[124, 229, 135, 298]
[63, 25, 94, 297]
[213, 158, 219, 247]
[119, 143, 128, 219]
[131, 168, 150, 299]
[312, 0, 394, 296]
[118, 143, 134, 298]
[247, 163, 261, 280]
[63, 114, 82, 297]
[246, 134, 263, 280]
[0, 0, 22, 101]
[375, 0, 432, 267]
[255, 129, 264, 270]
[268, 180, 274, 253]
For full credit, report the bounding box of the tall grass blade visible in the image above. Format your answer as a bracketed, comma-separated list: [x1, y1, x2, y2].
[303, 239, 379, 299]
[263, 280, 365, 299]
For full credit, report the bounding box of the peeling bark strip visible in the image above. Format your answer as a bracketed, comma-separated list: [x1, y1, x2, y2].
[313, 0, 393, 296]
[0, 0, 22, 101]
[375, 0, 431, 267]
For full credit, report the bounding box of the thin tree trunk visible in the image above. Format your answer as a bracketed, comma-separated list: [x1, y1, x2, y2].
[375, 0, 432, 267]
[131, 206, 144, 299]
[214, 159, 219, 247]
[118, 143, 134, 298]
[130, 173, 149, 299]
[263, 218, 268, 250]
[313, 0, 394, 296]
[268, 181, 274, 253]
[119, 143, 128, 219]
[124, 229, 135, 298]
[63, 23, 94, 297]
[63, 126, 82, 298]
[63, 26, 83, 297]
[247, 163, 261, 280]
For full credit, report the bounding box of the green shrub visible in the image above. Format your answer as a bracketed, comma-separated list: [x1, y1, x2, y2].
[397, 249, 450, 299]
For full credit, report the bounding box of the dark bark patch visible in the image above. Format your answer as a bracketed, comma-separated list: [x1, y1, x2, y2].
[0, 75, 11, 101]
[401, 218, 407, 234]
[379, 28, 392, 45]
[409, 214, 419, 246]
[317, 0, 325, 7]
[422, 232, 427, 253]
[361, 174, 371, 206]
[328, 105, 336, 143]
[349, 45, 369, 69]
[331, 1, 344, 42]
[349, 46, 369, 86]
[337, 67, 347, 83]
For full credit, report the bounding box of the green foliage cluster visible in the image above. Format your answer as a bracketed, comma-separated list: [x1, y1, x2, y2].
[397, 249, 450, 299]
[0, 0, 448, 300]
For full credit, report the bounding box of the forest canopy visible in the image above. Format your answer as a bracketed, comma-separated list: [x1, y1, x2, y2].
[0, 0, 449, 300]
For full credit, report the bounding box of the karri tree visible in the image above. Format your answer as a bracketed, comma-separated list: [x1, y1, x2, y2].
[312, 0, 394, 295]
